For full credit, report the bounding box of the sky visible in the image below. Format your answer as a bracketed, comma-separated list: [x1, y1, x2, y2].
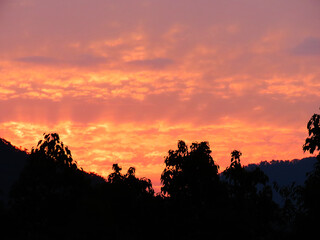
[0, 0, 320, 190]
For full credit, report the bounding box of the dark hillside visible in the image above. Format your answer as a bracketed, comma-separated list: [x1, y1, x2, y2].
[0, 138, 28, 203]
[246, 157, 317, 205]
[246, 157, 317, 187]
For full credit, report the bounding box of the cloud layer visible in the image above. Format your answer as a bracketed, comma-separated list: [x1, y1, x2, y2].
[0, 0, 319, 189]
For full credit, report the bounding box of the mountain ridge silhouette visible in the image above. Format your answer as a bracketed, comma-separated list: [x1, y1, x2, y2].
[0, 137, 109, 205]
[0, 138, 28, 204]
[246, 157, 317, 186]
[0, 136, 317, 204]
[245, 157, 317, 204]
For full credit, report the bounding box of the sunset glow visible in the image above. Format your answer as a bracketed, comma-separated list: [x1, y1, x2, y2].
[1, 0, 320, 190]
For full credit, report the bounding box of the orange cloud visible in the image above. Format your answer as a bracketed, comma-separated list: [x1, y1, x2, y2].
[0, 119, 311, 192]
[0, 0, 319, 192]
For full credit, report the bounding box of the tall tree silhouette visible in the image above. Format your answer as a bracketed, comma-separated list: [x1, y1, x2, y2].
[303, 113, 320, 157]
[108, 163, 124, 184]
[302, 112, 320, 209]
[303, 113, 320, 196]
[297, 112, 320, 237]
[223, 150, 277, 238]
[223, 150, 270, 199]
[161, 140, 220, 200]
[160, 141, 227, 239]
[31, 133, 77, 169]
[10, 133, 90, 239]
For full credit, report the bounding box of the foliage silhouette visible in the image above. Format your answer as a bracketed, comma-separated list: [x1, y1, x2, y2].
[295, 112, 320, 238]
[10, 133, 94, 239]
[32, 133, 77, 169]
[302, 112, 320, 209]
[161, 140, 220, 200]
[3, 110, 320, 239]
[160, 140, 228, 239]
[223, 150, 278, 239]
[303, 113, 320, 156]
[108, 163, 154, 196]
[223, 150, 270, 198]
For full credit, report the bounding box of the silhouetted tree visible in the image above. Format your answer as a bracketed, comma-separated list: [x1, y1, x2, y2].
[108, 163, 124, 184]
[223, 150, 277, 238]
[161, 140, 220, 200]
[303, 113, 320, 157]
[273, 181, 301, 231]
[296, 112, 320, 237]
[160, 141, 228, 239]
[103, 164, 155, 239]
[224, 150, 270, 198]
[10, 133, 90, 239]
[34, 133, 77, 166]
[108, 163, 154, 196]
[7, 116, 320, 239]
[302, 113, 320, 208]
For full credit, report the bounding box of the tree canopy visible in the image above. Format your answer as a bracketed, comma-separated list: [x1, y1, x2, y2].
[161, 140, 219, 199]
[303, 113, 320, 157]
[3, 110, 320, 239]
[31, 133, 77, 169]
